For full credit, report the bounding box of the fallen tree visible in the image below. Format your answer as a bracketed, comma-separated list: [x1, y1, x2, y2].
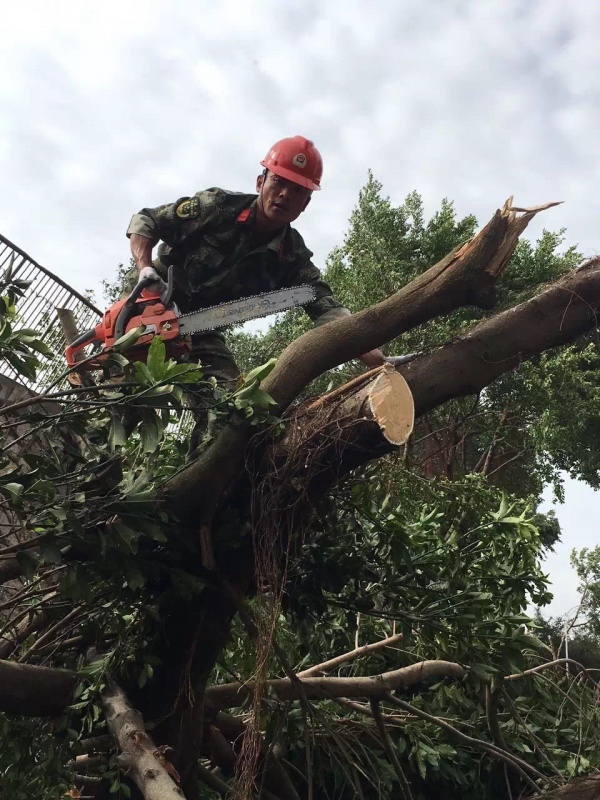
[1, 193, 599, 799]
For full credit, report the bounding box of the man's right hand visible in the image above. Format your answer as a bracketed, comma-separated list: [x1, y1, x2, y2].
[138, 266, 169, 301]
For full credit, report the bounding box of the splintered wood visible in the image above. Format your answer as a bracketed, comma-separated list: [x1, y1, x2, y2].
[367, 364, 414, 445]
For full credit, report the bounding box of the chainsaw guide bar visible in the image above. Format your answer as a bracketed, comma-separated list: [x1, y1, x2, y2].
[177, 284, 316, 334]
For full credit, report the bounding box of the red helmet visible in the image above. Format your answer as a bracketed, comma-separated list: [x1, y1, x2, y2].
[261, 136, 323, 191]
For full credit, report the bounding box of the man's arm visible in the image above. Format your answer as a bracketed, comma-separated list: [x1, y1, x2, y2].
[126, 190, 222, 278]
[130, 233, 157, 272]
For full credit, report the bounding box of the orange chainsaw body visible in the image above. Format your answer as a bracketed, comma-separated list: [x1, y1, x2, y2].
[65, 291, 191, 371]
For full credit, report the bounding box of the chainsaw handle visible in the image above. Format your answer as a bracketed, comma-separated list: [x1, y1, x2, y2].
[65, 328, 97, 368]
[114, 266, 174, 340]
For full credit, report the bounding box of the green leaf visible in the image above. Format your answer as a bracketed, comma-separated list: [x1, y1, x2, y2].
[123, 560, 145, 590]
[105, 351, 130, 369]
[38, 540, 63, 565]
[111, 520, 140, 553]
[0, 482, 24, 506]
[113, 324, 146, 352]
[16, 550, 39, 580]
[109, 415, 127, 451]
[146, 335, 167, 380]
[139, 412, 162, 453]
[22, 338, 53, 357]
[248, 387, 277, 410]
[134, 360, 155, 386]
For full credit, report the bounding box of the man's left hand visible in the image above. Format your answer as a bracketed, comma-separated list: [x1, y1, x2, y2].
[359, 349, 385, 368]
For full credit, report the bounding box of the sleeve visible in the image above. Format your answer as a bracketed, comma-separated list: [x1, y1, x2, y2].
[294, 258, 351, 327]
[125, 189, 222, 245]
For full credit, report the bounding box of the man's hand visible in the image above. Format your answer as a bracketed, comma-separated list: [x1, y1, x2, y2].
[359, 349, 385, 368]
[138, 266, 169, 301]
[383, 353, 419, 368]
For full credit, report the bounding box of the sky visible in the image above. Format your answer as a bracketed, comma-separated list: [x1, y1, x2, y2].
[1, 0, 599, 616]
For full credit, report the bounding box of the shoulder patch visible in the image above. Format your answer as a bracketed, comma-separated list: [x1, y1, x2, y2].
[176, 197, 200, 219]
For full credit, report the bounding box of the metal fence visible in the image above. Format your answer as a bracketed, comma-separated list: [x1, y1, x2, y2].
[0, 233, 102, 393]
[0, 232, 193, 438]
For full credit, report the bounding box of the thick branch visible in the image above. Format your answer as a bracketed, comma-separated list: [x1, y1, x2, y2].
[404, 255, 600, 416]
[205, 659, 465, 709]
[534, 776, 600, 799]
[0, 658, 76, 716]
[102, 678, 185, 800]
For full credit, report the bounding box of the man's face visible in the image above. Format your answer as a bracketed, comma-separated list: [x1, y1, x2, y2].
[256, 171, 311, 227]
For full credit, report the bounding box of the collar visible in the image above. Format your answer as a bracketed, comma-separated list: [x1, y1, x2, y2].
[236, 200, 288, 257]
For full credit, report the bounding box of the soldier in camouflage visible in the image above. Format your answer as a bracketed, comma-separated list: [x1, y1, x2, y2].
[126, 136, 384, 453]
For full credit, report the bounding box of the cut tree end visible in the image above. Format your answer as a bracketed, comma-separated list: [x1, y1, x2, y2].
[367, 364, 414, 445]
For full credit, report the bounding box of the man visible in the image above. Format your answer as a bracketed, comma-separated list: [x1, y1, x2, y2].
[125, 135, 384, 452]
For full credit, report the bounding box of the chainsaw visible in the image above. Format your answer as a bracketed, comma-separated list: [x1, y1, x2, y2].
[65, 267, 316, 371]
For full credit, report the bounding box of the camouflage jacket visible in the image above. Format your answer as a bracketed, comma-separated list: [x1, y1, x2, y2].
[126, 187, 350, 326]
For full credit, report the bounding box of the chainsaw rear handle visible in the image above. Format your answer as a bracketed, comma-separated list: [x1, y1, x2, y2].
[114, 266, 174, 339]
[65, 328, 98, 368]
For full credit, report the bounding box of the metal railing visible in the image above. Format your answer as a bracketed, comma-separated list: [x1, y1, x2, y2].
[0, 233, 102, 393]
[0, 233, 193, 438]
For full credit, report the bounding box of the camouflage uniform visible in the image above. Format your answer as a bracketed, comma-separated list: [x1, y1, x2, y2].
[125, 187, 350, 452]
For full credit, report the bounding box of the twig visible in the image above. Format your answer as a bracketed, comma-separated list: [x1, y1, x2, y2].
[297, 632, 404, 678]
[370, 699, 414, 800]
[505, 659, 599, 689]
[0, 529, 56, 555]
[18, 605, 82, 662]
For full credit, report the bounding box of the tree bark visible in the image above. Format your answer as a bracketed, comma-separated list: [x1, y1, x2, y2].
[205, 659, 465, 709]
[0, 658, 76, 716]
[102, 679, 186, 800]
[534, 777, 600, 800]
